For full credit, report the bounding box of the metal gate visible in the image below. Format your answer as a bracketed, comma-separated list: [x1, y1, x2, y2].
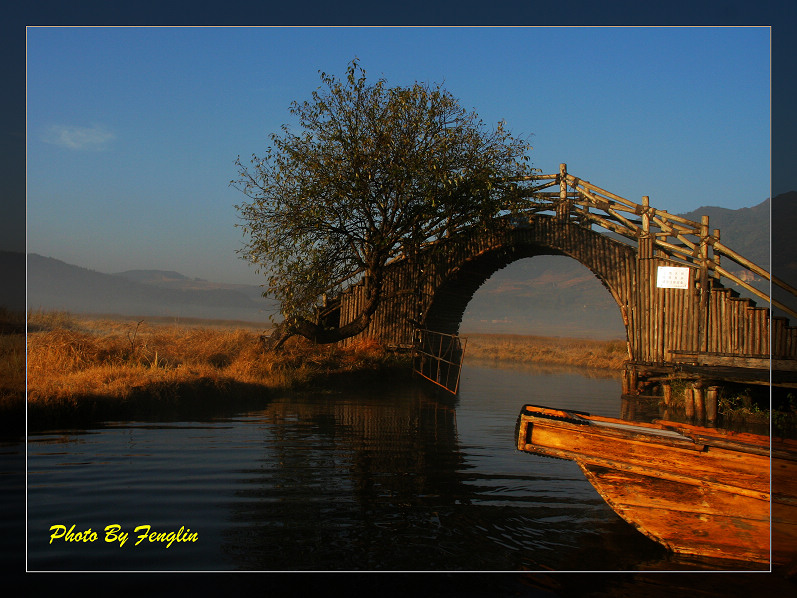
[411, 329, 467, 394]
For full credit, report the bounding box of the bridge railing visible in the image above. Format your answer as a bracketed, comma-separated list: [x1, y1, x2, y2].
[516, 164, 797, 320]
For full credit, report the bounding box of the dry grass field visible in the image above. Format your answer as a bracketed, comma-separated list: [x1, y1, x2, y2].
[16, 310, 407, 430]
[10, 310, 790, 436]
[0, 309, 629, 433]
[463, 333, 628, 370]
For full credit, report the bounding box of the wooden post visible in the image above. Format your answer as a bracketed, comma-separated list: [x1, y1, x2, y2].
[684, 385, 695, 419]
[706, 386, 719, 423]
[693, 383, 705, 422]
[699, 215, 710, 353]
[621, 395, 633, 420]
[662, 382, 672, 406]
[557, 163, 570, 221]
[637, 196, 654, 362]
[622, 364, 638, 395]
[641, 196, 650, 236]
[712, 228, 721, 279]
[639, 196, 652, 260]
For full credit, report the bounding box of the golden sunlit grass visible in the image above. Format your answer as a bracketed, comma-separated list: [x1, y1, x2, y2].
[11, 310, 629, 432]
[26, 311, 400, 394]
[21, 310, 407, 430]
[464, 333, 628, 370]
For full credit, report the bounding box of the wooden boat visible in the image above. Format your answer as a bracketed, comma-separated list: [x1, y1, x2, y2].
[515, 404, 797, 566]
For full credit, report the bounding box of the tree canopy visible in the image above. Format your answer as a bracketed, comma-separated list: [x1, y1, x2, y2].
[232, 59, 534, 348]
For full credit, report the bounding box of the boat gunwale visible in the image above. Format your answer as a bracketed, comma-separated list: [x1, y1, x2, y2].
[518, 404, 796, 460]
[516, 405, 774, 499]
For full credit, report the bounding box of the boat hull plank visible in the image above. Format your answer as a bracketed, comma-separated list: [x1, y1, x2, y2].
[579, 464, 772, 563]
[523, 424, 770, 499]
[515, 404, 797, 566]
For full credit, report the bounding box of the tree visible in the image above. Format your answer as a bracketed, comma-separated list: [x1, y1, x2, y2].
[232, 59, 534, 349]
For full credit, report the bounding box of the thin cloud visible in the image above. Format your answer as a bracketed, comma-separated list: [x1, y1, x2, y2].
[42, 124, 115, 150]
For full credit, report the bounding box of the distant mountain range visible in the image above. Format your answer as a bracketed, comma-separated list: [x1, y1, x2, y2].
[459, 255, 627, 338]
[2, 192, 794, 337]
[0, 252, 278, 323]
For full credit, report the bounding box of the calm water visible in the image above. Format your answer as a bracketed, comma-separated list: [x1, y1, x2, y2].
[19, 362, 758, 574]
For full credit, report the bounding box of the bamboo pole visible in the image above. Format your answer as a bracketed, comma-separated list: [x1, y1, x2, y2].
[653, 239, 700, 260]
[566, 176, 641, 210]
[569, 174, 703, 229]
[557, 163, 570, 222]
[650, 220, 700, 253]
[713, 239, 797, 298]
[515, 173, 559, 181]
[645, 207, 704, 229]
[607, 207, 643, 236]
[579, 211, 638, 241]
[699, 216, 710, 353]
[760, 308, 769, 355]
[714, 264, 797, 319]
[641, 196, 650, 235]
[650, 213, 701, 237]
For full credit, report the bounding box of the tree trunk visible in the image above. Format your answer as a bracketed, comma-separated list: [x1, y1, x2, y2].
[261, 272, 384, 351]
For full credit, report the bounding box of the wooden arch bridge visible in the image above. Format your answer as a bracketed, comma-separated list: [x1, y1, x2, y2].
[333, 164, 797, 397]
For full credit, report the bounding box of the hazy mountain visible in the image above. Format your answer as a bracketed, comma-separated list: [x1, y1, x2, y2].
[460, 256, 626, 338]
[678, 198, 770, 272]
[4, 192, 793, 336]
[113, 269, 193, 284]
[24, 253, 277, 323]
[112, 269, 267, 304]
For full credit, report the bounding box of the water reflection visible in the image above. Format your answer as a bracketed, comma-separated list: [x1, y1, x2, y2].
[214, 370, 666, 571]
[28, 362, 747, 573]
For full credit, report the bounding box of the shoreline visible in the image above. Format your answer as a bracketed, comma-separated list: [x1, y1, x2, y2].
[23, 364, 415, 435]
[4, 309, 790, 438]
[462, 333, 627, 371]
[6, 310, 627, 437]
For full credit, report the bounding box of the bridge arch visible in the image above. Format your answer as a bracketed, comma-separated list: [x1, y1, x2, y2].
[422, 218, 635, 342]
[340, 214, 638, 354]
[338, 166, 796, 393]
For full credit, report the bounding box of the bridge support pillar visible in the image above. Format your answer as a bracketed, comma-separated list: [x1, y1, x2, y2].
[684, 386, 695, 419]
[621, 363, 639, 395]
[662, 383, 672, 406]
[706, 386, 719, 423]
[692, 383, 705, 422]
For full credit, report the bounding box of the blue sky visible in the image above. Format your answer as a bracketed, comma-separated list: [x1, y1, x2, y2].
[26, 26, 770, 285]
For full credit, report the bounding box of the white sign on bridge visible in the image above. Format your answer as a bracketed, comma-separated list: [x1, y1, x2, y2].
[656, 266, 691, 289]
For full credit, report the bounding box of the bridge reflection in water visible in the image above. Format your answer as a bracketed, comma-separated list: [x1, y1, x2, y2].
[217, 364, 680, 572]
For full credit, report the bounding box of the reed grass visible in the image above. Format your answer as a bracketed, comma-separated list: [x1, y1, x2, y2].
[25, 312, 401, 392]
[463, 333, 627, 370]
[21, 310, 407, 430]
[14, 311, 629, 432]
